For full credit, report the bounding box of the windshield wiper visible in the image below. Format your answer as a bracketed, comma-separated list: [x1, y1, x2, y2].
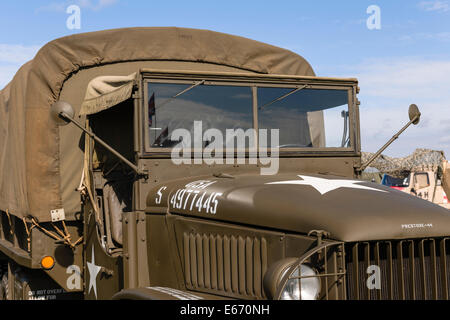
[157, 80, 206, 109]
[258, 84, 308, 110]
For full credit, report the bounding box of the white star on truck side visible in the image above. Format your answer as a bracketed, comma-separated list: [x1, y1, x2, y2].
[266, 175, 387, 195]
[87, 246, 102, 299]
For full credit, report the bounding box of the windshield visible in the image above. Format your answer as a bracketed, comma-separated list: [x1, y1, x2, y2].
[146, 81, 352, 150]
[381, 174, 410, 187]
[257, 87, 349, 148]
[148, 82, 253, 148]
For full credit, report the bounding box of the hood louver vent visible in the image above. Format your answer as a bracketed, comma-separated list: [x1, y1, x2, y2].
[183, 232, 268, 299]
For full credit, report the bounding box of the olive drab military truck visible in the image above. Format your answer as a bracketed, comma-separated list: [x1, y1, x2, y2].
[1, 27, 450, 301]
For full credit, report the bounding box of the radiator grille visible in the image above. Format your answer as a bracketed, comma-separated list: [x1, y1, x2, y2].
[183, 233, 268, 298]
[345, 238, 450, 300]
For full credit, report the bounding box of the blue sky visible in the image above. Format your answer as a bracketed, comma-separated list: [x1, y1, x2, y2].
[1, 0, 449, 158]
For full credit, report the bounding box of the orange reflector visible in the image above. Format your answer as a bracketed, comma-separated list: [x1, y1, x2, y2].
[41, 256, 55, 270]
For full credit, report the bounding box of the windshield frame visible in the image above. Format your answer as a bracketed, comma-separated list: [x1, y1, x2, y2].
[140, 69, 359, 158]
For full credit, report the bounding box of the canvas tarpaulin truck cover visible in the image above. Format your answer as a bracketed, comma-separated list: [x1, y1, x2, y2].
[0, 27, 315, 222]
[80, 72, 137, 116]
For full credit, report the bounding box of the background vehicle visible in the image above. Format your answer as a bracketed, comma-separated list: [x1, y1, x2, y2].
[1, 27, 450, 300]
[363, 149, 450, 209]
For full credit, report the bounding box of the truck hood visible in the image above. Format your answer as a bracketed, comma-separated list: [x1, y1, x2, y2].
[147, 173, 450, 242]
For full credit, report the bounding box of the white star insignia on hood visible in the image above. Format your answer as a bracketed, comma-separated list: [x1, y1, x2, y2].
[266, 175, 387, 195]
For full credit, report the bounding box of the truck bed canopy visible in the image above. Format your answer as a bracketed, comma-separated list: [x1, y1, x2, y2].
[0, 27, 315, 222]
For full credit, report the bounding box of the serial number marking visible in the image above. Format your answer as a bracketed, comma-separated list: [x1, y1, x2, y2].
[155, 186, 167, 204]
[170, 188, 223, 215]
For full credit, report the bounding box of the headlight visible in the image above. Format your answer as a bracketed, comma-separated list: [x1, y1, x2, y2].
[263, 258, 321, 300]
[280, 264, 321, 300]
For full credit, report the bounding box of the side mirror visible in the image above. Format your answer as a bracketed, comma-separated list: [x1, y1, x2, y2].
[408, 104, 421, 125]
[49, 100, 147, 178]
[51, 101, 75, 126]
[359, 103, 422, 172]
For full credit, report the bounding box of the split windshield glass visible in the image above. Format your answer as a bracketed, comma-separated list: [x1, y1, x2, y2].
[148, 83, 253, 148]
[146, 81, 351, 150]
[257, 87, 349, 148]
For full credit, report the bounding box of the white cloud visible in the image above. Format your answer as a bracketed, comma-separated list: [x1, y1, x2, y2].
[0, 65, 22, 89]
[419, 1, 450, 12]
[0, 44, 42, 89]
[35, 2, 66, 12]
[399, 32, 450, 43]
[337, 58, 450, 158]
[36, 0, 118, 12]
[0, 44, 41, 64]
[78, 0, 118, 11]
[354, 58, 450, 99]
